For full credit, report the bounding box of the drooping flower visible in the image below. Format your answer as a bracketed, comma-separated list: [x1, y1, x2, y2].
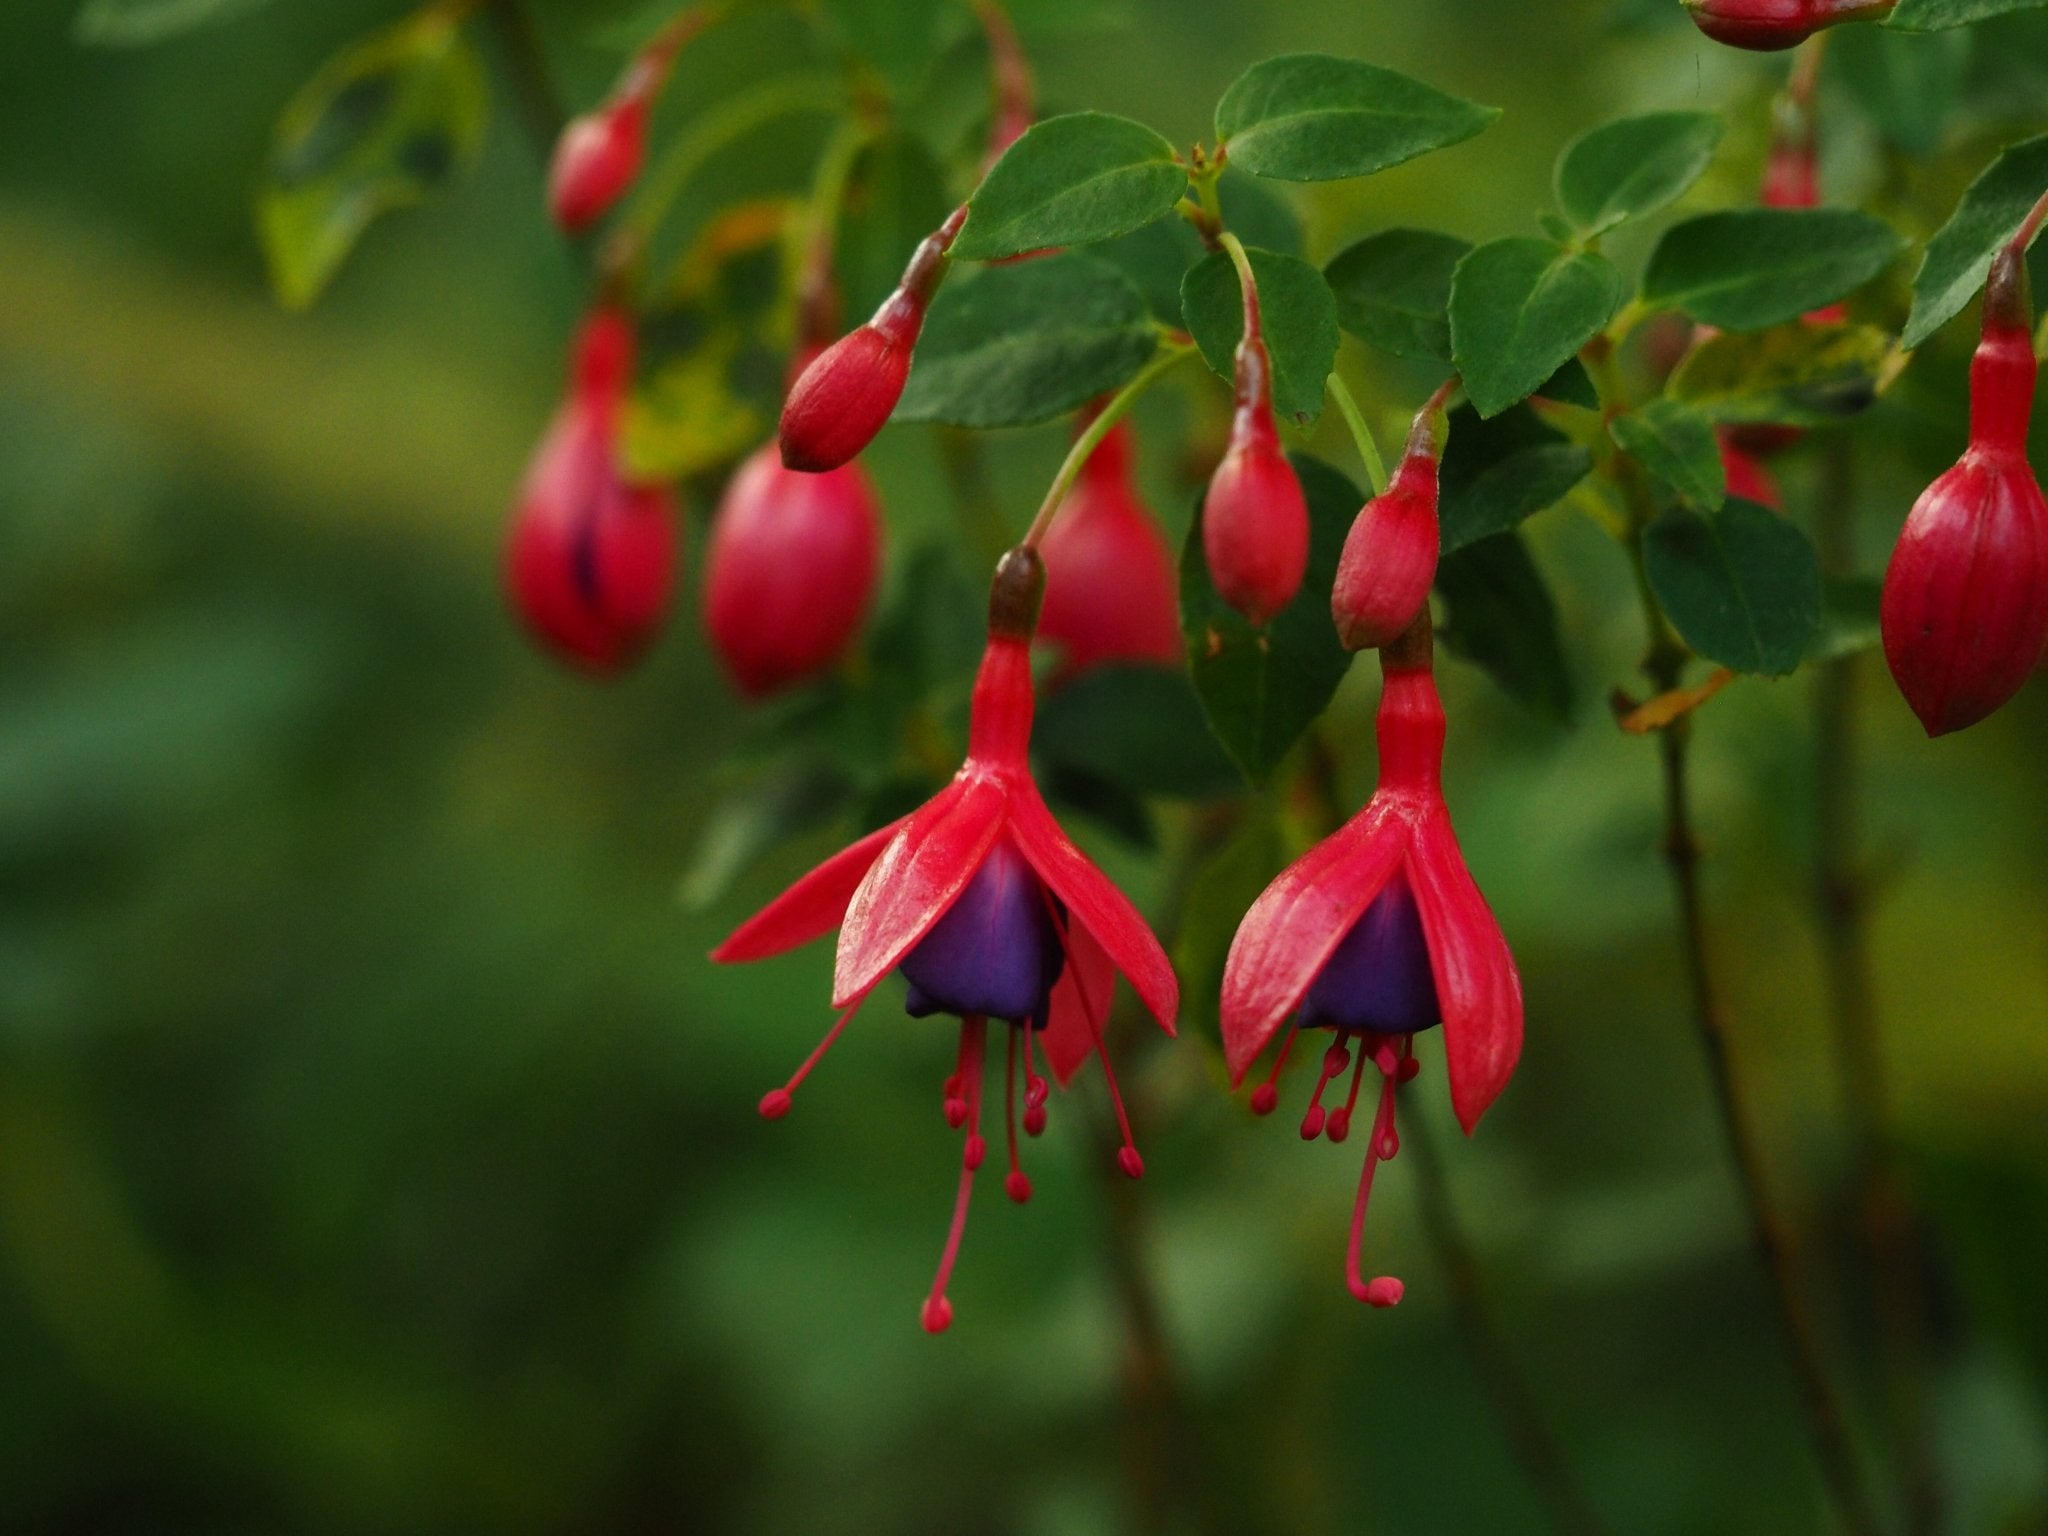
[1037, 419, 1183, 678]
[506, 306, 677, 672]
[1221, 619, 1522, 1306]
[703, 441, 882, 696]
[1332, 403, 1442, 652]
[778, 206, 969, 473]
[1202, 331, 1308, 626]
[713, 547, 1179, 1331]
[1882, 246, 2048, 736]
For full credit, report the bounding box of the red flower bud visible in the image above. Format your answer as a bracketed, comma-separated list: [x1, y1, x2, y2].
[1037, 422, 1182, 676]
[1682, 0, 1891, 51]
[1718, 432, 1782, 510]
[507, 309, 677, 672]
[1332, 419, 1441, 652]
[1881, 256, 2048, 736]
[703, 443, 883, 696]
[548, 97, 648, 234]
[1202, 338, 1308, 627]
[778, 206, 967, 473]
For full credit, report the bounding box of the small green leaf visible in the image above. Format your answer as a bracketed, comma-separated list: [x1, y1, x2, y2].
[1182, 247, 1341, 428]
[1033, 665, 1241, 799]
[1536, 356, 1601, 410]
[895, 254, 1158, 427]
[836, 132, 954, 324]
[953, 112, 1186, 261]
[1181, 455, 1357, 785]
[1450, 238, 1624, 418]
[1831, 24, 1972, 157]
[1610, 398, 1726, 510]
[1438, 403, 1592, 553]
[1668, 322, 1893, 426]
[1553, 111, 1722, 236]
[1903, 133, 2048, 347]
[1886, 0, 2048, 28]
[1323, 228, 1471, 364]
[257, 14, 486, 309]
[74, 0, 273, 44]
[1644, 499, 1822, 676]
[1087, 170, 1302, 326]
[1435, 532, 1573, 723]
[1642, 208, 1905, 331]
[1808, 576, 1884, 665]
[1214, 54, 1499, 182]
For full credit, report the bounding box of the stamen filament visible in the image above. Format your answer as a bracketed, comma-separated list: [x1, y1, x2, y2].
[1004, 1026, 1031, 1203]
[758, 1000, 861, 1118]
[1300, 1039, 1351, 1141]
[1021, 1025, 1048, 1137]
[1250, 1024, 1299, 1116]
[924, 1016, 988, 1334]
[1326, 1041, 1371, 1143]
[1345, 1037, 1409, 1308]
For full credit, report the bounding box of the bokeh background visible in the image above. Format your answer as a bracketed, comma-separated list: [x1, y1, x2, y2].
[5, 0, 2048, 1531]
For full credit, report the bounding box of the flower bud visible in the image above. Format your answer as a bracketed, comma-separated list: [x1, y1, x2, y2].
[1332, 423, 1440, 652]
[1881, 259, 2048, 736]
[1202, 338, 1308, 627]
[506, 309, 677, 672]
[1718, 432, 1782, 510]
[703, 443, 882, 696]
[548, 97, 648, 234]
[1682, 0, 1891, 50]
[1038, 423, 1182, 676]
[778, 206, 967, 472]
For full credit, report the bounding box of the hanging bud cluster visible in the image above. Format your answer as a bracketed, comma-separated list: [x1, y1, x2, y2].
[506, 307, 678, 672]
[1681, 0, 1894, 51]
[1202, 284, 1309, 627]
[546, 13, 700, 234]
[1881, 245, 2048, 736]
[1037, 419, 1182, 677]
[1332, 400, 1443, 651]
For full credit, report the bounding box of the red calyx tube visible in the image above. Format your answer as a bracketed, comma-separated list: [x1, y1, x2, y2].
[1331, 408, 1442, 652]
[1202, 334, 1308, 627]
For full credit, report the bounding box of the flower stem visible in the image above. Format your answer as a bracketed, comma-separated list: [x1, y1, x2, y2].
[1813, 435, 1942, 1536]
[1405, 1113, 1610, 1536]
[1019, 341, 1199, 549]
[2010, 185, 2048, 259]
[1325, 373, 1388, 495]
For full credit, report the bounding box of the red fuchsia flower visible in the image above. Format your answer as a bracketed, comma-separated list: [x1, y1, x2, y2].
[506, 306, 677, 672]
[1037, 420, 1183, 677]
[1681, 0, 1892, 50]
[712, 548, 1179, 1332]
[1719, 432, 1783, 510]
[1221, 620, 1522, 1307]
[546, 11, 703, 234]
[778, 206, 969, 473]
[1882, 246, 2048, 736]
[1203, 329, 1309, 627]
[1332, 401, 1442, 652]
[702, 441, 882, 696]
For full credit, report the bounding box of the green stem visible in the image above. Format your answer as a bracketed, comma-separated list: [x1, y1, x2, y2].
[483, 0, 568, 155]
[1325, 373, 1388, 495]
[1020, 342, 1199, 549]
[794, 113, 878, 341]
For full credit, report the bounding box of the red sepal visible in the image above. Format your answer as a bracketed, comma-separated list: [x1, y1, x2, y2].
[1408, 814, 1523, 1132]
[710, 817, 906, 964]
[1041, 919, 1117, 1086]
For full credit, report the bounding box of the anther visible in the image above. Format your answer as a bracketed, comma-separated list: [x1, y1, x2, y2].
[1250, 1024, 1298, 1118]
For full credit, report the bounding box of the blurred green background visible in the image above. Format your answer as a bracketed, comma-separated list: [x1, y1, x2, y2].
[5, 0, 2048, 1532]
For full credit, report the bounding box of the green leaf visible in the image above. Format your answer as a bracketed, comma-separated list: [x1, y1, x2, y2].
[257, 14, 486, 309]
[1641, 208, 1906, 331]
[1323, 228, 1471, 364]
[1182, 247, 1341, 428]
[1033, 666, 1241, 799]
[953, 112, 1186, 261]
[1808, 576, 1884, 665]
[1174, 814, 1285, 1043]
[1903, 134, 2048, 347]
[1537, 356, 1601, 410]
[1434, 533, 1573, 722]
[680, 765, 855, 911]
[74, 0, 273, 44]
[1215, 53, 1499, 182]
[1886, 0, 2048, 29]
[894, 254, 1157, 427]
[836, 132, 953, 324]
[1181, 455, 1357, 785]
[1668, 322, 1893, 426]
[1610, 398, 1726, 510]
[1831, 24, 1972, 157]
[1553, 111, 1722, 236]
[1086, 169, 1302, 326]
[1644, 499, 1822, 675]
[1438, 403, 1592, 553]
[1450, 238, 1624, 418]
[818, 0, 953, 101]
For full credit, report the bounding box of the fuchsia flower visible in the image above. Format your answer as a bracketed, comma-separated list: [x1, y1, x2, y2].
[1331, 404, 1442, 652]
[713, 548, 1179, 1332]
[1221, 624, 1521, 1307]
[1037, 420, 1183, 677]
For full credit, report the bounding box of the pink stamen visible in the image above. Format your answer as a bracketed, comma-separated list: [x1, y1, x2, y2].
[943, 1024, 974, 1128]
[1325, 1041, 1371, 1143]
[1345, 1037, 1410, 1308]
[924, 1016, 988, 1335]
[1300, 1039, 1351, 1141]
[1004, 1028, 1032, 1203]
[1250, 1024, 1299, 1116]
[1039, 892, 1143, 1178]
[758, 1000, 861, 1119]
[1021, 1026, 1048, 1137]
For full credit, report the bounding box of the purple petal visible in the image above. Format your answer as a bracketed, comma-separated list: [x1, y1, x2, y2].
[1299, 872, 1441, 1036]
[899, 837, 1065, 1023]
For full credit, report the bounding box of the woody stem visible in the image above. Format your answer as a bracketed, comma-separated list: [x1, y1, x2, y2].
[1406, 1112, 1610, 1536]
[1813, 436, 1942, 1536]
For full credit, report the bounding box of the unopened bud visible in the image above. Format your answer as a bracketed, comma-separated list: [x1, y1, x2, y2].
[1681, 0, 1892, 51]
[1332, 440, 1440, 652]
[548, 98, 648, 234]
[1202, 339, 1307, 626]
[1038, 422, 1182, 676]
